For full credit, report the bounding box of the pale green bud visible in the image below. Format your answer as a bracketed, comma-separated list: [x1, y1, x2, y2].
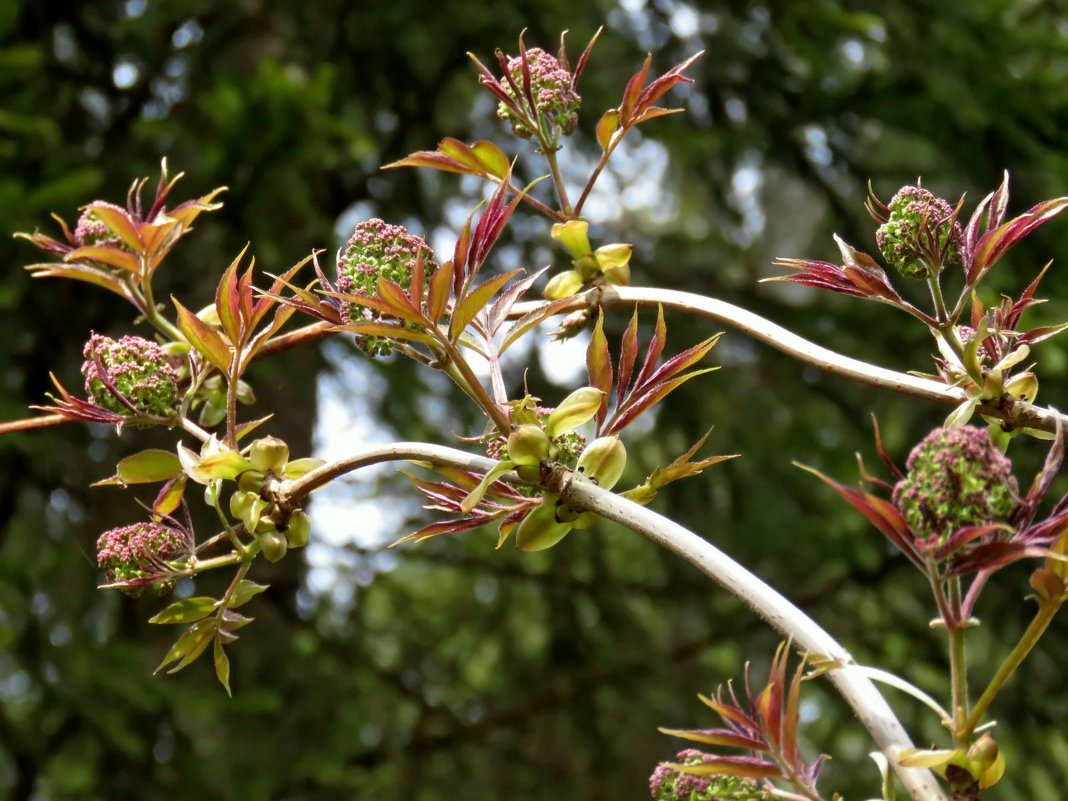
[593, 243, 632, 270]
[237, 470, 266, 494]
[515, 498, 573, 552]
[284, 510, 311, 548]
[576, 436, 627, 490]
[545, 387, 605, 437]
[574, 253, 600, 281]
[544, 269, 584, 299]
[550, 220, 591, 259]
[258, 528, 288, 563]
[250, 436, 289, 475]
[508, 424, 550, 467]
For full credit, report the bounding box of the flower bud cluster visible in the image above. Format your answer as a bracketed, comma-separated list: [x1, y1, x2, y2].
[336, 218, 437, 357]
[892, 426, 1017, 542]
[874, 185, 962, 279]
[74, 201, 125, 247]
[82, 333, 182, 418]
[97, 521, 189, 584]
[498, 48, 581, 140]
[649, 750, 767, 801]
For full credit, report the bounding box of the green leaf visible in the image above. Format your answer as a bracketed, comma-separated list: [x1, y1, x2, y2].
[214, 638, 232, 696]
[284, 457, 326, 479]
[93, 449, 182, 486]
[229, 579, 269, 608]
[470, 140, 510, 179]
[155, 619, 216, 674]
[149, 596, 219, 624]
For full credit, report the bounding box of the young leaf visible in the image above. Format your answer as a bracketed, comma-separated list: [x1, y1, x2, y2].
[173, 296, 232, 373]
[149, 597, 219, 624]
[214, 638, 232, 696]
[153, 474, 187, 516]
[229, 579, 269, 608]
[155, 619, 216, 674]
[93, 449, 182, 486]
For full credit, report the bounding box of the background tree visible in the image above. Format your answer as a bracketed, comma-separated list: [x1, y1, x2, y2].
[1, 1, 1067, 799]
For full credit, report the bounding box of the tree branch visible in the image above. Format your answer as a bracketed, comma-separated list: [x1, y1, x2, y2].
[267, 441, 946, 801]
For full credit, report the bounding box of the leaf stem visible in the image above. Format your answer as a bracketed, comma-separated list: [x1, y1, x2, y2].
[946, 577, 969, 747]
[543, 148, 573, 217]
[962, 600, 1061, 738]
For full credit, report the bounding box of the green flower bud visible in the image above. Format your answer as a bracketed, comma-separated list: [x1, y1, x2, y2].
[551, 220, 591, 259]
[258, 528, 287, 563]
[576, 436, 627, 490]
[892, 426, 1017, 542]
[249, 436, 289, 475]
[508, 424, 550, 466]
[515, 498, 573, 552]
[230, 490, 267, 534]
[336, 218, 437, 357]
[875, 185, 962, 279]
[650, 750, 768, 801]
[497, 48, 581, 140]
[968, 734, 1005, 790]
[284, 510, 312, 549]
[82, 333, 181, 418]
[545, 387, 605, 437]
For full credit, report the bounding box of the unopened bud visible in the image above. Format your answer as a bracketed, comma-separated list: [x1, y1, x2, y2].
[593, 243, 632, 270]
[545, 387, 605, 437]
[544, 269, 584, 300]
[1004, 372, 1038, 403]
[576, 436, 627, 490]
[258, 529, 287, 563]
[230, 490, 267, 534]
[508, 424, 550, 467]
[551, 220, 591, 258]
[574, 253, 600, 281]
[515, 499, 573, 552]
[284, 510, 311, 549]
[968, 734, 1005, 790]
[237, 470, 266, 494]
[250, 437, 289, 475]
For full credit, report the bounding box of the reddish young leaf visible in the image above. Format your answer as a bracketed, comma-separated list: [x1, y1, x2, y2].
[449, 268, 524, 341]
[64, 245, 141, 273]
[620, 54, 652, 122]
[656, 727, 767, 751]
[172, 296, 232, 373]
[616, 309, 640, 401]
[215, 247, 247, 346]
[634, 305, 668, 389]
[970, 196, 1068, 284]
[25, 261, 133, 299]
[586, 310, 613, 429]
[85, 202, 143, 253]
[428, 260, 455, 324]
[376, 276, 426, 325]
[609, 368, 718, 435]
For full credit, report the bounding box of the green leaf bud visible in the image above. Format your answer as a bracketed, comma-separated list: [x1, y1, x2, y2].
[545, 387, 605, 437]
[544, 269, 584, 300]
[237, 470, 266, 494]
[249, 436, 289, 475]
[576, 436, 627, 490]
[507, 424, 550, 466]
[284, 510, 311, 549]
[550, 220, 591, 258]
[515, 499, 574, 552]
[257, 529, 288, 563]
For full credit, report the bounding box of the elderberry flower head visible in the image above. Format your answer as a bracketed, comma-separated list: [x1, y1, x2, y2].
[336, 218, 437, 357]
[892, 426, 1017, 542]
[875, 186, 963, 279]
[498, 48, 581, 140]
[73, 201, 126, 247]
[96, 521, 189, 584]
[649, 750, 767, 801]
[82, 333, 181, 418]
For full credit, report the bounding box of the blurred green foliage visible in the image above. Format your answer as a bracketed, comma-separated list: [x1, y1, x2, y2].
[2, 1, 1068, 799]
